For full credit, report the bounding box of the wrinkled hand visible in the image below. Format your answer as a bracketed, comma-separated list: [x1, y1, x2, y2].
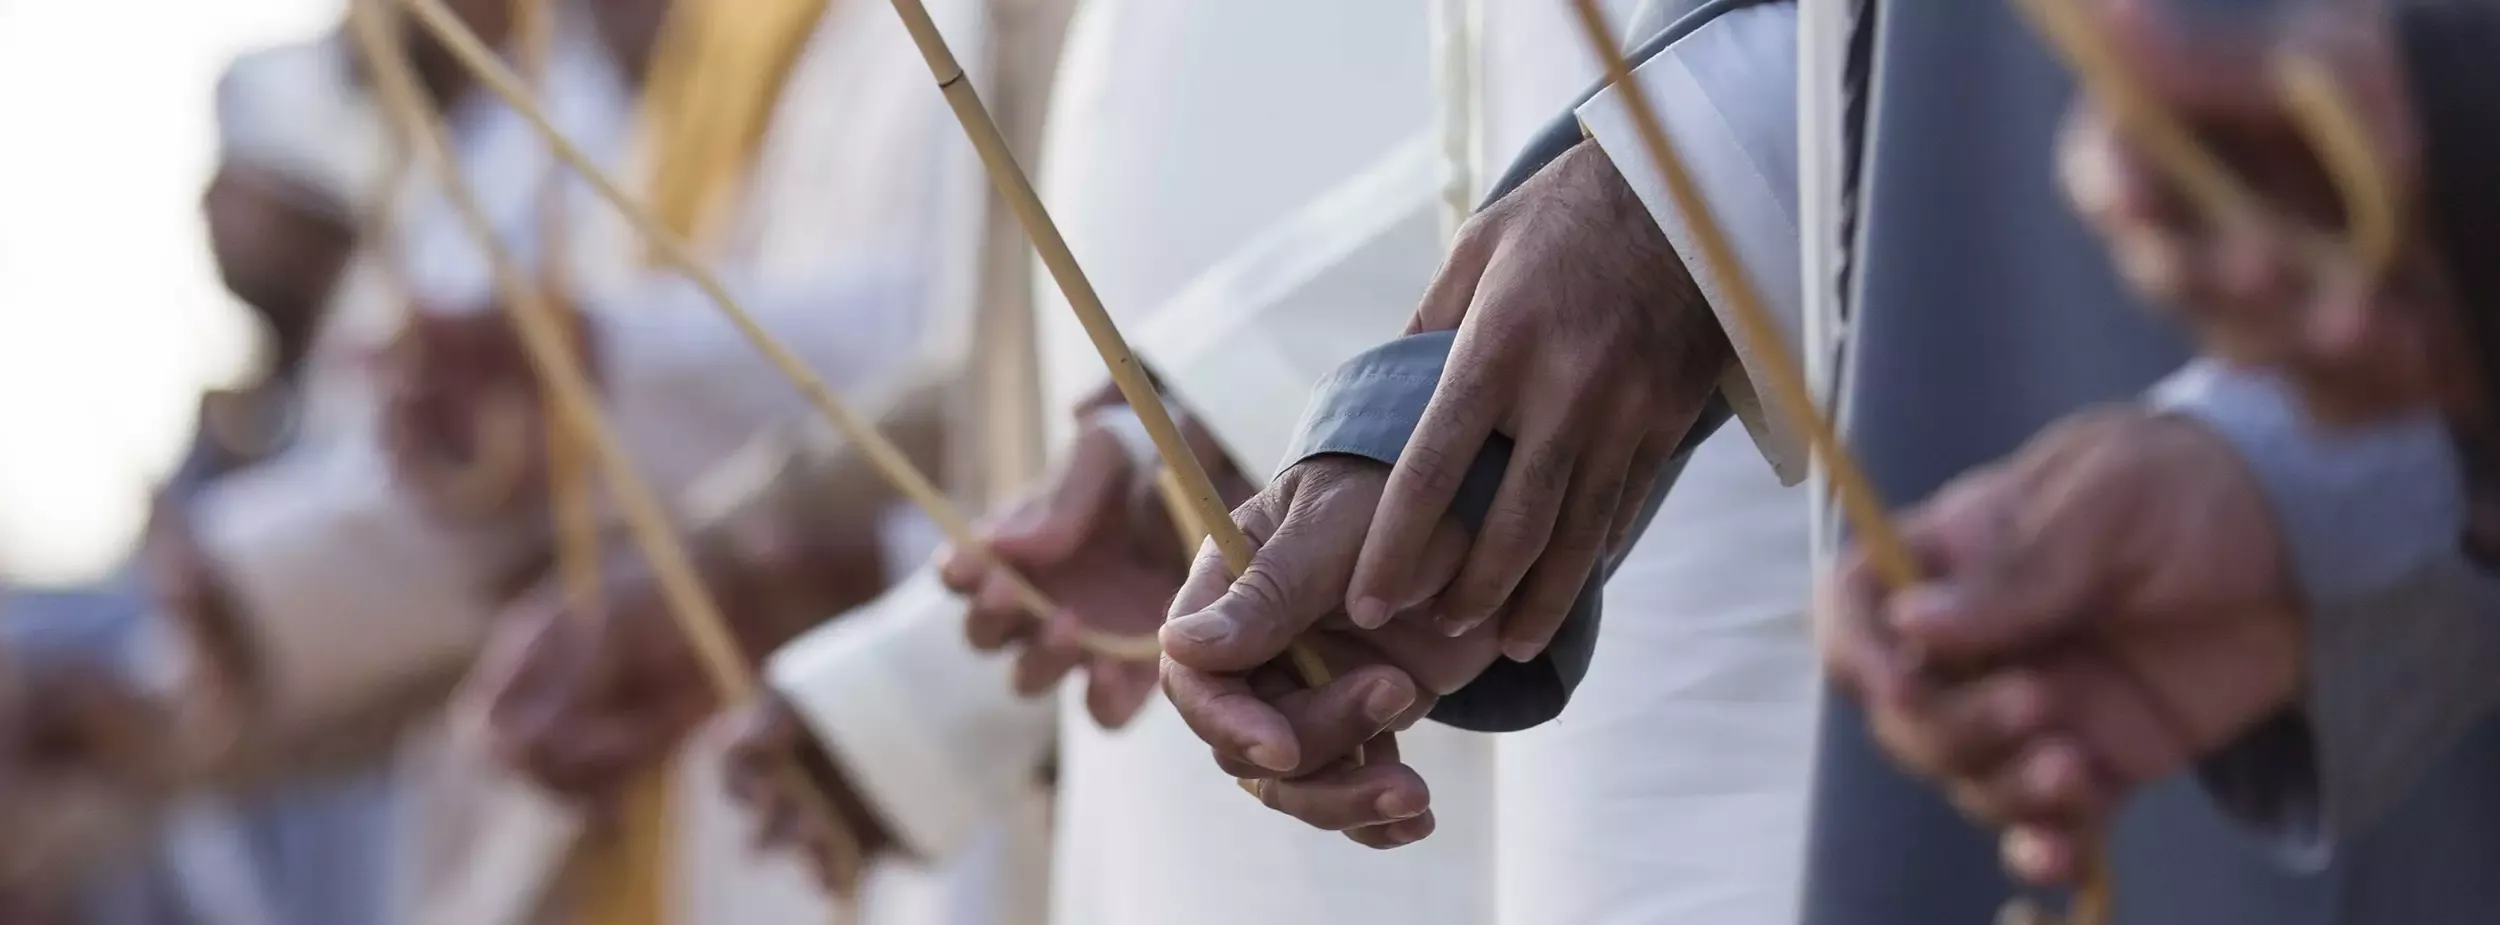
[1161, 454, 1494, 848]
[722, 694, 890, 893]
[1819, 408, 2305, 887]
[1349, 138, 1729, 660]
[2057, 0, 2464, 424]
[380, 304, 601, 525]
[464, 532, 844, 805]
[940, 408, 1248, 729]
[0, 649, 184, 903]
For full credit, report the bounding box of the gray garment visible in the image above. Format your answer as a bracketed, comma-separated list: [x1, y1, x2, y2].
[1805, 4, 2500, 925]
[2155, 364, 2500, 859]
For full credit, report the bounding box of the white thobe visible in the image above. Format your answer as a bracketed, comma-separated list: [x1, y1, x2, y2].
[1036, 2, 1496, 922]
[1449, 4, 1819, 924]
[770, 1, 1498, 922]
[175, 1, 1020, 922]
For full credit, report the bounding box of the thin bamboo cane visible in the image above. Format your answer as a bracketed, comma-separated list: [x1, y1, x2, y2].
[394, 0, 1161, 663]
[1561, 3, 2119, 924]
[346, 0, 870, 898]
[874, 0, 1336, 692]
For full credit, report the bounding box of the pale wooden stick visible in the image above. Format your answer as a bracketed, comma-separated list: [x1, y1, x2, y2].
[1566, 0, 1918, 588]
[395, 0, 1160, 663]
[1564, 3, 2122, 924]
[347, 0, 869, 895]
[876, 0, 1335, 691]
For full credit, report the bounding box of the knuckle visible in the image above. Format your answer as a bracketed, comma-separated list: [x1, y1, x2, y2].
[1401, 444, 1462, 499]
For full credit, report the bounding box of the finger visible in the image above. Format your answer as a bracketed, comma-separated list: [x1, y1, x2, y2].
[2001, 823, 2088, 888]
[1604, 439, 1669, 553]
[1345, 812, 1438, 850]
[1496, 416, 1645, 660]
[2097, 0, 2280, 125]
[935, 542, 986, 596]
[1242, 664, 1419, 779]
[1885, 473, 2102, 664]
[1162, 476, 1371, 672]
[1433, 419, 1575, 638]
[1348, 330, 1510, 630]
[1945, 737, 2107, 829]
[991, 424, 1133, 566]
[1011, 617, 1087, 700]
[1866, 669, 2060, 780]
[525, 712, 674, 800]
[1084, 655, 1161, 730]
[1404, 214, 1499, 334]
[1254, 761, 1432, 832]
[1161, 659, 1298, 774]
[1812, 544, 1915, 706]
[964, 564, 1039, 653]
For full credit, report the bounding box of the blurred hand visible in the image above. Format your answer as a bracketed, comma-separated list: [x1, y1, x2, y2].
[1819, 408, 2305, 887]
[464, 527, 873, 805]
[1160, 454, 1494, 848]
[0, 649, 183, 904]
[380, 305, 600, 526]
[722, 694, 891, 893]
[939, 407, 1249, 729]
[2057, 0, 2468, 424]
[1348, 138, 1729, 661]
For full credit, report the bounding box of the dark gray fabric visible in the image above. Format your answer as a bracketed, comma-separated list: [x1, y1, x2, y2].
[2156, 363, 2500, 859]
[1283, 332, 1727, 731]
[1801, 4, 2500, 925]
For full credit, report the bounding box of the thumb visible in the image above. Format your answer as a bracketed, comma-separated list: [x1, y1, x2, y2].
[1887, 474, 2103, 664]
[1162, 478, 1367, 673]
[992, 424, 1132, 566]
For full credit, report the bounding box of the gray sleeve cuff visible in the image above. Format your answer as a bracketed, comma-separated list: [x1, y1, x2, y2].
[2151, 362, 2500, 860]
[1283, 332, 1728, 732]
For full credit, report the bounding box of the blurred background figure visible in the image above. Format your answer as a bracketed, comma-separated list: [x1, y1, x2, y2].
[0, 4, 400, 924]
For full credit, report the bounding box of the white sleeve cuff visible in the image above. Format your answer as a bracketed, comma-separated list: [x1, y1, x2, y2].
[765, 567, 1056, 860]
[1575, 2, 1808, 484]
[188, 444, 494, 739]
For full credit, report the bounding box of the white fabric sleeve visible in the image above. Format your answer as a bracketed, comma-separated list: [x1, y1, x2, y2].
[186, 441, 496, 742]
[765, 567, 1056, 860]
[591, 259, 935, 496]
[1574, 2, 1808, 484]
[1124, 132, 1451, 473]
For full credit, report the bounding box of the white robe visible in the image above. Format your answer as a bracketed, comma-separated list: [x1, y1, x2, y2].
[180, 1, 1020, 922]
[771, 1, 1498, 923]
[1512, 5, 1817, 923]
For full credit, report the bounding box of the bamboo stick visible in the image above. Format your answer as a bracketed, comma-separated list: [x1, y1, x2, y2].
[875, 0, 1335, 691]
[1562, 3, 2116, 924]
[394, 0, 1161, 662]
[346, 0, 869, 895]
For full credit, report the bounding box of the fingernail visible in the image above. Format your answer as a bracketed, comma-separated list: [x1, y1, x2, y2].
[1374, 788, 1426, 821]
[1348, 596, 1392, 630]
[2003, 829, 2054, 880]
[1437, 614, 1475, 638]
[1245, 740, 1294, 774]
[1501, 638, 1543, 663]
[1362, 679, 1415, 725]
[1165, 611, 1237, 647]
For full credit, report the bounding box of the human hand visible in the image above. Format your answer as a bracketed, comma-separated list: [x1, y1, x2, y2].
[1160, 454, 1493, 848]
[463, 530, 858, 805]
[1349, 138, 1729, 660]
[939, 407, 1249, 729]
[2056, 0, 2469, 425]
[379, 304, 601, 525]
[0, 648, 184, 902]
[721, 693, 890, 893]
[1818, 408, 2306, 887]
